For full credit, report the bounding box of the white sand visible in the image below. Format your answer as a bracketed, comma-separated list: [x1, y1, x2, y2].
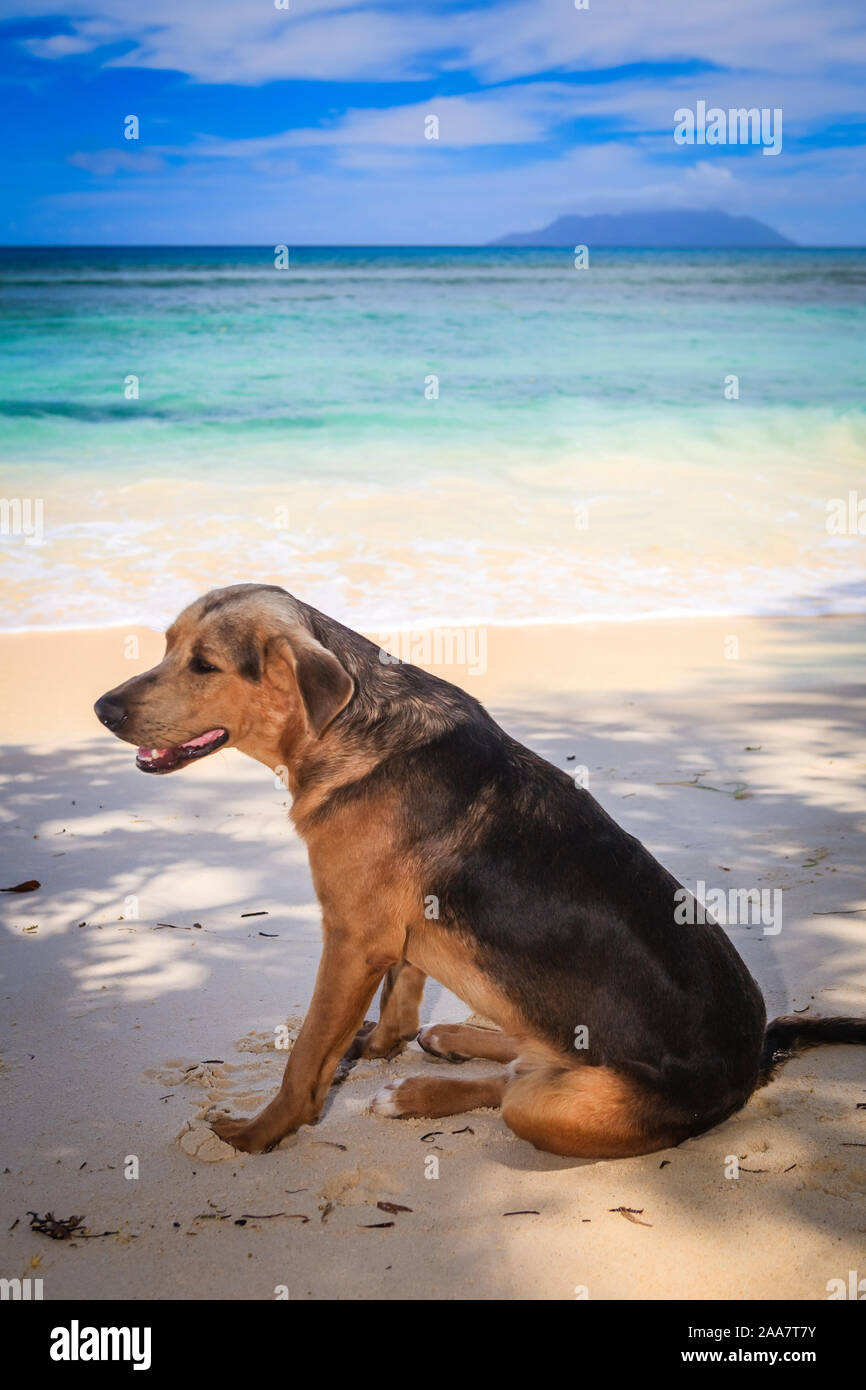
[1, 617, 864, 1299]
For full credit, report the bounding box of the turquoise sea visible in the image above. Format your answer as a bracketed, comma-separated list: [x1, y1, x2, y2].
[0, 246, 864, 630]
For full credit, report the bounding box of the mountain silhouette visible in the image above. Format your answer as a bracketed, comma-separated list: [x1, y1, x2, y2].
[489, 209, 795, 247]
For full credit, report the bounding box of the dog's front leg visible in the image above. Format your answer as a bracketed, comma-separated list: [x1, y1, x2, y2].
[211, 926, 400, 1154]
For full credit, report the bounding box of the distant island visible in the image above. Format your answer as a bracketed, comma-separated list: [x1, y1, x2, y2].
[489, 209, 795, 248]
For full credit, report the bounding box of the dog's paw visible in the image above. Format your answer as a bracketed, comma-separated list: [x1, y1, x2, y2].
[365, 1031, 414, 1060]
[209, 1114, 278, 1154]
[344, 1021, 415, 1065]
[341, 1019, 377, 1063]
[370, 1081, 405, 1117]
[370, 1077, 440, 1119]
[417, 1024, 470, 1063]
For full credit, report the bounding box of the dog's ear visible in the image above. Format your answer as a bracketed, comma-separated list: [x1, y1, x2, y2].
[268, 631, 354, 738]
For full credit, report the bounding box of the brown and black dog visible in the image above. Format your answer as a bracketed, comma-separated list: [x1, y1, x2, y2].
[94, 583, 866, 1159]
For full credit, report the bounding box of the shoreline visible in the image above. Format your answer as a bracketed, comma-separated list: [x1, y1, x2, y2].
[3, 613, 865, 745]
[2, 605, 865, 636]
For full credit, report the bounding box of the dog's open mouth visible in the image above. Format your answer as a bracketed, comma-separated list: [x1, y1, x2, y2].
[136, 728, 229, 774]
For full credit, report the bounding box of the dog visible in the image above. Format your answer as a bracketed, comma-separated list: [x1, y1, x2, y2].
[94, 583, 866, 1158]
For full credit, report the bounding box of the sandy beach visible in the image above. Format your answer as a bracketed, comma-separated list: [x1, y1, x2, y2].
[3, 5, 864, 1324]
[1, 614, 864, 1300]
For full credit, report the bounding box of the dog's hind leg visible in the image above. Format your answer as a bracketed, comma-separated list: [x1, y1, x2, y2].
[500, 1056, 685, 1159]
[373, 1044, 689, 1154]
[418, 1022, 519, 1064]
[345, 961, 427, 1061]
[370, 1022, 520, 1116]
[372, 1073, 507, 1119]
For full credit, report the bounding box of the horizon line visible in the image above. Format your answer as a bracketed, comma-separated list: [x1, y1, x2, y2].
[4, 241, 866, 250]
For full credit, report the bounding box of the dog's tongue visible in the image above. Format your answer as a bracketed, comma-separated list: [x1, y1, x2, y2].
[137, 729, 224, 760]
[180, 729, 224, 749]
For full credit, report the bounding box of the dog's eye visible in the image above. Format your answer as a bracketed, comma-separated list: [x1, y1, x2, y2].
[190, 656, 220, 675]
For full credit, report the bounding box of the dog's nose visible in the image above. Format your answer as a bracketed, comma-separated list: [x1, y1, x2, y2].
[94, 695, 128, 731]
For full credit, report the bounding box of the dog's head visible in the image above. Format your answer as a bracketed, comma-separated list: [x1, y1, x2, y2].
[93, 584, 354, 774]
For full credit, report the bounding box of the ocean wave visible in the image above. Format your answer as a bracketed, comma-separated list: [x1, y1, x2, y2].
[1, 519, 863, 633]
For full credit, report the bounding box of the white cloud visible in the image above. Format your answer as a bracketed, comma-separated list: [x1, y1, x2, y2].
[127, 73, 864, 173]
[189, 89, 574, 159]
[11, 0, 866, 91]
[68, 149, 166, 175]
[14, 1, 447, 83]
[15, 0, 865, 244]
[22, 33, 99, 58]
[46, 131, 865, 247]
[454, 0, 866, 84]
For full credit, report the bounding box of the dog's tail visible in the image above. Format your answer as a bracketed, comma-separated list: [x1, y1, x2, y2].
[758, 1015, 866, 1086]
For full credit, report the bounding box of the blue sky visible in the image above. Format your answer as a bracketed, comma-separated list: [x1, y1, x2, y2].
[1, 0, 865, 244]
